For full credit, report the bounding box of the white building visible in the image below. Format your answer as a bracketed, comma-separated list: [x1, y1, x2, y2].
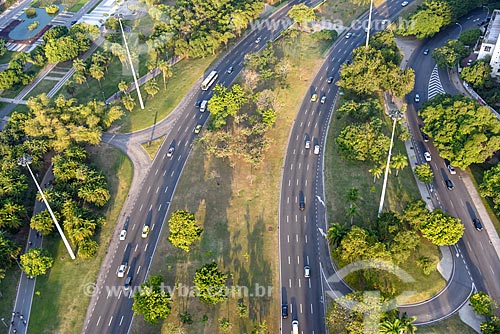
[478, 9, 500, 78]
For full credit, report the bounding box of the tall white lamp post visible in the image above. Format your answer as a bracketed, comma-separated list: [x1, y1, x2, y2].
[17, 155, 75, 260]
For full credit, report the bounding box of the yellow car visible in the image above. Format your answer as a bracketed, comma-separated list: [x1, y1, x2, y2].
[141, 225, 150, 238]
[194, 124, 202, 134]
[310, 93, 318, 102]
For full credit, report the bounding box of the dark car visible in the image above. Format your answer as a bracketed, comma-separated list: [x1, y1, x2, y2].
[423, 48, 429, 55]
[195, 100, 202, 108]
[445, 179, 454, 190]
[473, 218, 483, 231]
[327, 76, 334, 84]
[281, 304, 288, 318]
[124, 276, 132, 290]
[422, 132, 429, 142]
[299, 191, 305, 211]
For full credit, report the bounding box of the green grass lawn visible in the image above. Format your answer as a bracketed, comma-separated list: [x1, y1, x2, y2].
[324, 101, 445, 303]
[131, 32, 327, 334]
[0, 50, 16, 64]
[28, 144, 133, 334]
[0, 266, 22, 333]
[68, 0, 86, 12]
[417, 314, 475, 334]
[141, 136, 164, 160]
[469, 163, 500, 236]
[115, 56, 216, 133]
[26, 79, 58, 99]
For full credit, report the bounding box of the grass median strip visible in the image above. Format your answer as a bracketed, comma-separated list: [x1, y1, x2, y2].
[28, 144, 132, 334]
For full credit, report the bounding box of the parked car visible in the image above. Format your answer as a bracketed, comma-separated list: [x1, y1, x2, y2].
[448, 164, 456, 174]
[424, 151, 431, 161]
[422, 132, 429, 142]
[473, 218, 483, 231]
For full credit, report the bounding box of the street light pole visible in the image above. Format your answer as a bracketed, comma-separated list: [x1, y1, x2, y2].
[377, 111, 402, 217]
[17, 155, 75, 260]
[117, 16, 145, 110]
[456, 22, 463, 37]
[365, 0, 374, 49]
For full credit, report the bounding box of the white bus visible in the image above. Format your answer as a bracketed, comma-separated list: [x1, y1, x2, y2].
[201, 70, 218, 90]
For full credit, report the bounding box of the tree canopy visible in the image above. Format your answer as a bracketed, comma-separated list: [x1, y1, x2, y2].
[133, 275, 172, 324]
[194, 262, 228, 304]
[480, 164, 500, 214]
[419, 94, 500, 169]
[470, 291, 498, 317]
[432, 39, 468, 69]
[288, 4, 316, 27]
[418, 209, 463, 246]
[20, 247, 54, 277]
[168, 210, 203, 252]
[208, 84, 247, 130]
[461, 59, 491, 89]
[413, 164, 434, 184]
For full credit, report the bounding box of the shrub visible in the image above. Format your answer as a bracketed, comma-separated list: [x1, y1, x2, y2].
[416, 256, 437, 275]
[25, 7, 36, 17]
[28, 21, 39, 31]
[45, 4, 59, 14]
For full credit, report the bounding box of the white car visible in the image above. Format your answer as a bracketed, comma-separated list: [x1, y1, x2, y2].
[414, 94, 420, 103]
[448, 164, 456, 174]
[167, 146, 175, 158]
[314, 144, 320, 155]
[320, 95, 327, 104]
[305, 139, 311, 149]
[117, 263, 128, 278]
[255, 37, 261, 43]
[424, 151, 431, 162]
[304, 265, 310, 278]
[345, 32, 352, 39]
[119, 229, 127, 241]
[401, 1, 409, 6]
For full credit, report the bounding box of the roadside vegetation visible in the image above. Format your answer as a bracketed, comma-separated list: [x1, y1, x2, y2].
[133, 6, 337, 331]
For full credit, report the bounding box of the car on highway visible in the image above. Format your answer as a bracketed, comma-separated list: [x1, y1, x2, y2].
[422, 131, 429, 142]
[304, 265, 310, 278]
[200, 100, 208, 112]
[424, 151, 431, 161]
[141, 225, 150, 238]
[445, 179, 454, 190]
[255, 36, 261, 43]
[194, 124, 202, 134]
[448, 164, 456, 174]
[292, 320, 299, 334]
[320, 95, 327, 104]
[345, 32, 352, 39]
[167, 146, 175, 158]
[401, 1, 408, 6]
[195, 100, 202, 108]
[314, 144, 320, 155]
[310, 93, 318, 102]
[299, 191, 305, 211]
[117, 262, 128, 278]
[414, 94, 420, 103]
[281, 304, 288, 318]
[119, 229, 127, 241]
[124, 276, 132, 290]
[305, 138, 311, 149]
[327, 76, 334, 84]
[227, 66, 234, 74]
[423, 48, 429, 55]
[473, 218, 483, 231]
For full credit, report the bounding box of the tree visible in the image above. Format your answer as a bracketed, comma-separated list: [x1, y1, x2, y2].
[403, 200, 430, 229]
[336, 119, 390, 163]
[419, 94, 500, 169]
[419, 209, 464, 246]
[480, 164, 500, 213]
[470, 292, 498, 317]
[89, 63, 104, 85]
[432, 39, 468, 68]
[144, 80, 160, 98]
[327, 223, 349, 247]
[118, 80, 129, 94]
[20, 248, 54, 277]
[122, 94, 136, 112]
[390, 154, 408, 176]
[77, 238, 98, 259]
[30, 210, 55, 235]
[73, 58, 86, 73]
[481, 316, 500, 334]
[337, 99, 381, 121]
[380, 311, 417, 334]
[461, 60, 491, 89]
[157, 60, 173, 89]
[133, 275, 172, 324]
[459, 28, 482, 47]
[397, 2, 452, 39]
[0, 38, 7, 57]
[369, 165, 384, 183]
[288, 4, 316, 28]
[219, 318, 232, 333]
[414, 164, 434, 184]
[0, 231, 21, 271]
[193, 262, 228, 304]
[237, 302, 248, 318]
[0, 201, 25, 229]
[168, 210, 203, 252]
[45, 36, 80, 63]
[208, 84, 247, 130]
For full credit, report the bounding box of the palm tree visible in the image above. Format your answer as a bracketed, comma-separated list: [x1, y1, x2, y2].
[73, 71, 87, 87]
[327, 223, 349, 248]
[118, 80, 129, 94]
[89, 63, 104, 87]
[144, 80, 160, 99]
[391, 154, 409, 176]
[380, 311, 417, 334]
[157, 60, 173, 89]
[72, 58, 86, 73]
[369, 165, 384, 183]
[122, 94, 136, 112]
[345, 187, 359, 224]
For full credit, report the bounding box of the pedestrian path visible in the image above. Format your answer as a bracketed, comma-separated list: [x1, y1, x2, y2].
[428, 65, 446, 100]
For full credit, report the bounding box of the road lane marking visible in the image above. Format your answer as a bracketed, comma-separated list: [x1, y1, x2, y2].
[295, 215, 298, 222]
[156, 186, 160, 193]
[307, 255, 309, 264]
[289, 279, 292, 288]
[134, 244, 138, 252]
[300, 303, 303, 314]
[286, 215, 289, 223]
[315, 122, 318, 128]
[96, 316, 101, 327]
[147, 186, 151, 193]
[293, 149, 296, 155]
[158, 204, 162, 211]
[300, 121, 303, 127]
[288, 256, 291, 264]
[290, 164, 293, 171]
[171, 170, 175, 177]
[304, 216, 307, 224]
[296, 234, 299, 243]
[108, 316, 113, 326]
[490, 265, 494, 275]
[296, 179, 299, 186]
[296, 135, 299, 141]
[305, 235, 308, 243]
[163, 170, 166, 176]
[297, 256, 300, 264]
[118, 289, 122, 299]
[287, 196, 290, 204]
[155, 168, 159, 175]
[310, 303, 313, 314]
[144, 244, 148, 252]
[287, 235, 290, 243]
[119, 316, 124, 326]
[165, 185, 169, 193]
[137, 265, 141, 274]
[298, 162, 301, 169]
[299, 279, 301, 288]
[139, 204, 143, 211]
[288, 179, 291, 186]
[305, 179, 308, 187]
[309, 280, 311, 289]
[149, 204, 152, 211]
[307, 164, 309, 171]
[307, 121, 311, 127]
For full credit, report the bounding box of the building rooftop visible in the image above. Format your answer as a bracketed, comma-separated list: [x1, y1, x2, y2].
[484, 9, 500, 44]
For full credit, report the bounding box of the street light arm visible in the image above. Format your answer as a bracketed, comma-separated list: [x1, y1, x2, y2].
[25, 163, 76, 260]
